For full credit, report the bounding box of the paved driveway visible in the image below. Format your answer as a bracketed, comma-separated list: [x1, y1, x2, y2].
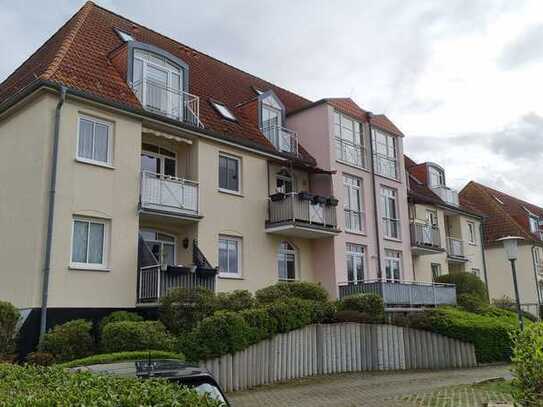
[228, 365, 510, 407]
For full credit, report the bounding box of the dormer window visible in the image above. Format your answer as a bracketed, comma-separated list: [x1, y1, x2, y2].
[529, 215, 540, 234]
[429, 165, 446, 187]
[259, 91, 298, 154]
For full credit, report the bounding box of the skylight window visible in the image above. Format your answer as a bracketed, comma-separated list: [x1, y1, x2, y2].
[115, 29, 134, 42]
[493, 195, 504, 205]
[211, 101, 236, 121]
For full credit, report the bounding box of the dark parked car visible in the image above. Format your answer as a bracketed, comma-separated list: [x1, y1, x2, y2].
[73, 359, 229, 405]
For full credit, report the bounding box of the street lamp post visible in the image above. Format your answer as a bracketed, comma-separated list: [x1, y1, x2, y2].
[497, 236, 525, 331]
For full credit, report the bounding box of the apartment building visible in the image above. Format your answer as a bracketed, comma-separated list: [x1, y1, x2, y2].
[405, 157, 486, 284]
[460, 182, 543, 314]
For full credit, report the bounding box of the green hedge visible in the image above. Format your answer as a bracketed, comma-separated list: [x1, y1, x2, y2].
[0, 364, 221, 406]
[0, 300, 19, 358]
[255, 281, 328, 305]
[337, 293, 384, 323]
[407, 306, 519, 362]
[511, 322, 543, 405]
[58, 351, 185, 368]
[435, 272, 488, 301]
[216, 290, 255, 311]
[99, 311, 143, 333]
[101, 321, 175, 353]
[40, 319, 95, 362]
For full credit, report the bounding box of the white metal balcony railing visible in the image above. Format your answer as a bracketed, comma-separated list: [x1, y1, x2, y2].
[383, 217, 400, 239]
[132, 80, 203, 127]
[140, 171, 199, 215]
[335, 138, 367, 168]
[431, 185, 459, 206]
[261, 125, 298, 155]
[410, 222, 441, 248]
[268, 193, 337, 228]
[374, 154, 398, 180]
[447, 237, 465, 258]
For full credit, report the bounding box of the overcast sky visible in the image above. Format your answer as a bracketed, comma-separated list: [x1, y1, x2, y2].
[1, 0, 543, 204]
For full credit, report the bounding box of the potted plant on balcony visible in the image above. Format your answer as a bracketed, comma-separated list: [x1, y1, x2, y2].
[326, 196, 339, 206]
[312, 195, 328, 205]
[297, 191, 314, 201]
[270, 192, 286, 202]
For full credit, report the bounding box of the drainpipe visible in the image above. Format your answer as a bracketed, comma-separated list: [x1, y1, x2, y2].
[367, 113, 383, 279]
[479, 221, 490, 302]
[40, 86, 67, 340]
[531, 245, 542, 313]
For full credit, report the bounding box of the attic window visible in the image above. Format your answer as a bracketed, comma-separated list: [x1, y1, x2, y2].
[211, 101, 236, 121]
[115, 29, 134, 42]
[493, 195, 504, 205]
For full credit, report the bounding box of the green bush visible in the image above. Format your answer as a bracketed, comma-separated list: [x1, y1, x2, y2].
[101, 321, 175, 353]
[40, 319, 95, 362]
[335, 310, 375, 324]
[216, 289, 255, 311]
[493, 296, 539, 322]
[407, 306, 518, 363]
[58, 350, 185, 368]
[26, 352, 55, 366]
[0, 300, 20, 357]
[99, 311, 143, 332]
[435, 272, 488, 302]
[182, 311, 250, 361]
[337, 293, 384, 322]
[266, 298, 313, 333]
[160, 287, 217, 334]
[0, 364, 221, 406]
[239, 307, 278, 344]
[255, 281, 328, 305]
[511, 322, 543, 405]
[458, 293, 489, 313]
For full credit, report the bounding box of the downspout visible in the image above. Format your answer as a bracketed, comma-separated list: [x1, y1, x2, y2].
[531, 245, 542, 310]
[367, 113, 383, 278]
[40, 86, 67, 340]
[479, 221, 490, 302]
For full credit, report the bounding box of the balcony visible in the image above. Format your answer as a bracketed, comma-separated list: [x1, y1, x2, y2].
[261, 124, 298, 155]
[431, 185, 459, 206]
[447, 237, 466, 262]
[132, 80, 203, 127]
[140, 171, 200, 220]
[410, 222, 442, 255]
[338, 280, 457, 308]
[266, 192, 340, 238]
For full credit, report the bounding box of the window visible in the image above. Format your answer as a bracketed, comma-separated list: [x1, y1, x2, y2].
[472, 268, 481, 279]
[218, 154, 240, 193]
[346, 243, 365, 283]
[428, 166, 445, 187]
[140, 229, 176, 266]
[426, 210, 438, 226]
[276, 169, 293, 193]
[467, 222, 476, 244]
[278, 241, 297, 281]
[384, 249, 401, 282]
[334, 111, 365, 168]
[431, 263, 442, 282]
[211, 101, 237, 121]
[529, 216, 539, 234]
[218, 236, 241, 277]
[115, 29, 134, 42]
[343, 175, 364, 233]
[71, 217, 108, 269]
[381, 187, 399, 239]
[141, 144, 176, 177]
[77, 116, 113, 165]
[373, 130, 398, 179]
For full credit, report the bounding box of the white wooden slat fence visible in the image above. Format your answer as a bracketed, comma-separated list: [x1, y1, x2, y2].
[199, 323, 477, 393]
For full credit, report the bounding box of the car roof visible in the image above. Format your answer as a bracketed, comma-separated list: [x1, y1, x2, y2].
[74, 359, 215, 380]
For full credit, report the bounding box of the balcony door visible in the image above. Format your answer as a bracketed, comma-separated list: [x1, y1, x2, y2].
[140, 229, 176, 267]
[141, 144, 177, 178]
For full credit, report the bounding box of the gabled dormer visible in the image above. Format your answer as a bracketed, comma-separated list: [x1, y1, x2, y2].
[257, 90, 298, 155]
[426, 162, 459, 206]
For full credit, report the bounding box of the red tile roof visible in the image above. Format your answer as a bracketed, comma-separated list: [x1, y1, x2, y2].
[460, 181, 543, 244]
[371, 114, 404, 137]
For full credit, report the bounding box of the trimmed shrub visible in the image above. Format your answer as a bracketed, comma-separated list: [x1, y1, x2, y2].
[99, 311, 143, 332]
[160, 287, 217, 334]
[309, 300, 337, 323]
[0, 364, 221, 406]
[337, 293, 384, 323]
[26, 352, 55, 366]
[266, 298, 313, 333]
[0, 300, 19, 358]
[58, 351, 185, 368]
[458, 293, 489, 313]
[255, 281, 328, 305]
[40, 319, 94, 362]
[239, 307, 278, 344]
[435, 272, 488, 302]
[216, 290, 255, 311]
[335, 310, 375, 324]
[511, 322, 543, 405]
[493, 296, 539, 322]
[101, 321, 175, 353]
[182, 311, 250, 361]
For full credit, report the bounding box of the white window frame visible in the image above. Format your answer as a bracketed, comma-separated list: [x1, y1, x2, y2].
[373, 129, 398, 180]
[428, 166, 446, 187]
[467, 221, 476, 244]
[278, 240, 298, 281]
[529, 215, 539, 234]
[346, 243, 366, 284]
[431, 263, 442, 282]
[211, 101, 237, 121]
[384, 249, 402, 282]
[381, 186, 400, 240]
[76, 115, 114, 167]
[343, 175, 365, 234]
[141, 144, 177, 177]
[218, 235, 242, 278]
[334, 111, 366, 169]
[218, 153, 242, 195]
[140, 228, 176, 266]
[70, 216, 109, 270]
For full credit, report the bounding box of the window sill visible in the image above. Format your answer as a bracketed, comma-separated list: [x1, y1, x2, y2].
[218, 273, 244, 280]
[218, 188, 244, 197]
[383, 236, 402, 243]
[336, 159, 369, 173]
[345, 229, 367, 237]
[75, 157, 115, 170]
[69, 265, 111, 272]
[375, 173, 401, 183]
